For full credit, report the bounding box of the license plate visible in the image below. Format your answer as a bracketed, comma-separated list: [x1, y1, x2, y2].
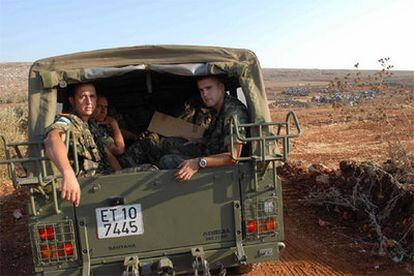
[95, 204, 144, 239]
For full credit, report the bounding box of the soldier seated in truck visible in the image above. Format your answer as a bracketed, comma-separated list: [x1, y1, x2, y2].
[91, 95, 126, 156]
[158, 75, 249, 181]
[44, 83, 121, 206]
[118, 95, 212, 169]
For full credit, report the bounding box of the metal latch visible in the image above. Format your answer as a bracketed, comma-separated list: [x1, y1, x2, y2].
[123, 255, 140, 276]
[191, 247, 210, 276]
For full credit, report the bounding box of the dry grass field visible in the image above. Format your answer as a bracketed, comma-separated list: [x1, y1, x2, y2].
[0, 63, 413, 275]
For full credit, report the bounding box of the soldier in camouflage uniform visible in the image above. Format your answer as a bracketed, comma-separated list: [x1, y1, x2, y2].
[46, 114, 111, 175]
[161, 75, 249, 182]
[91, 95, 125, 156]
[44, 83, 120, 207]
[118, 97, 212, 169]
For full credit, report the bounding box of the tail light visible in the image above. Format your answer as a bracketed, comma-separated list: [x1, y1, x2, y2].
[38, 225, 55, 241]
[244, 197, 278, 238]
[247, 221, 257, 233]
[60, 242, 74, 256]
[247, 218, 277, 235]
[259, 218, 276, 233]
[40, 242, 74, 260]
[40, 245, 56, 259]
[32, 220, 77, 264]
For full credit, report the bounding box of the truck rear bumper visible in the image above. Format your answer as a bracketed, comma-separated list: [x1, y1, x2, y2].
[37, 241, 285, 275]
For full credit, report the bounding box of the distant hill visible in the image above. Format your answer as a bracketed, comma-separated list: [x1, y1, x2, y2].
[0, 62, 412, 97]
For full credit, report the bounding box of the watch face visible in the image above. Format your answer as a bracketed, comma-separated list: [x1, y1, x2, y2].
[199, 158, 207, 168]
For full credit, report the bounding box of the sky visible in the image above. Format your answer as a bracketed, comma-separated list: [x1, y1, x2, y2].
[0, 0, 413, 70]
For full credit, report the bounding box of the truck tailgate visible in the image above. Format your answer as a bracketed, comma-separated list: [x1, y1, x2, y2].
[75, 167, 240, 259]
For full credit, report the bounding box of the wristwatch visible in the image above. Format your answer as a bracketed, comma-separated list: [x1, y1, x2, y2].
[198, 158, 207, 168]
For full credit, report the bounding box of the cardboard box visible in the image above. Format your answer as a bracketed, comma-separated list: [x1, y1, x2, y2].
[147, 112, 205, 139]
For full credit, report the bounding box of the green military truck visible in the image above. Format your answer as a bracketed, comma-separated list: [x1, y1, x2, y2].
[0, 45, 300, 275]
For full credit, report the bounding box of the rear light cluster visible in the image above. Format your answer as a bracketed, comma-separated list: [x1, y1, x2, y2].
[244, 198, 278, 238]
[40, 243, 74, 259]
[32, 220, 77, 264]
[247, 218, 276, 234]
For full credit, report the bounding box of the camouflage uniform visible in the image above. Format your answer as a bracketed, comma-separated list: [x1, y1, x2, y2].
[158, 94, 249, 169]
[88, 121, 115, 148]
[45, 113, 111, 176]
[118, 102, 212, 169]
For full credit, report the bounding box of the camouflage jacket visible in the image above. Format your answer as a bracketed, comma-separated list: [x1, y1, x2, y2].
[88, 121, 115, 148]
[179, 99, 212, 129]
[203, 94, 249, 156]
[45, 114, 110, 176]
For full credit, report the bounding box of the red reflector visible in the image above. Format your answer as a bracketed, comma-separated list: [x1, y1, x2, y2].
[39, 226, 55, 241]
[46, 226, 55, 240]
[39, 228, 47, 241]
[247, 220, 257, 233]
[247, 218, 277, 235]
[40, 245, 57, 259]
[58, 243, 74, 257]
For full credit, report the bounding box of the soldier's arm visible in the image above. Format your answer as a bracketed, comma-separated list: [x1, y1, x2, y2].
[105, 116, 125, 155]
[175, 143, 243, 182]
[44, 129, 81, 207]
[202, 143, 243, 166]
[105, 146, 122, 171]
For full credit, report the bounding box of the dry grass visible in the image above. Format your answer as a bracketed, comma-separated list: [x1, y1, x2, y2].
[0, 92, 27, 104]
[0, 105, 28, 179]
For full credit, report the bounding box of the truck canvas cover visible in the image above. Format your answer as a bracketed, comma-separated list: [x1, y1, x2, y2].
[28, 45, 271, 145]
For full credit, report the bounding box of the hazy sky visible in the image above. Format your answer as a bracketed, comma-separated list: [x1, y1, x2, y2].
[0, 0, 413, 70]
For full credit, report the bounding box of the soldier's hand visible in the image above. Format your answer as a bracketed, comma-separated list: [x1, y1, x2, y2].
[175, 158, 200, 182]
[60, 170, 81, 207]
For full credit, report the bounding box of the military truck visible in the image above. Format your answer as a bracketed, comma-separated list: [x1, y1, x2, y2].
[0, 45, 300, 275]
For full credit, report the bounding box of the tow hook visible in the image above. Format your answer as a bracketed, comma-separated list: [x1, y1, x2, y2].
[123, 255, 140, 276]
[191, 247, 210, 276]
[278, 242, 286, 251]
[157, 257, 175, 275]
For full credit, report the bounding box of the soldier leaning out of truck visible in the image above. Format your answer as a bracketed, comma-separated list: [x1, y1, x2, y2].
[161, 75, 249, 181]
[44, 83, 121, 207]
[119, 75, 249, 182]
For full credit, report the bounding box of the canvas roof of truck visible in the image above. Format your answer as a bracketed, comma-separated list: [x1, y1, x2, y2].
[28, 45, 271, 143]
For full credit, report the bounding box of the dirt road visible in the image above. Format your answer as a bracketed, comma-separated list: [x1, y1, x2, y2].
[1, 175, 411, 276]
[245, 178, 412, 275]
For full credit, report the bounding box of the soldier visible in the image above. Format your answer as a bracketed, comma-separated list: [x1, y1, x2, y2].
[44, 83, 120, 207]
[118, 96, 212, 169]
[159, 75, 249, 181]
[91, 95, 125, 156]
